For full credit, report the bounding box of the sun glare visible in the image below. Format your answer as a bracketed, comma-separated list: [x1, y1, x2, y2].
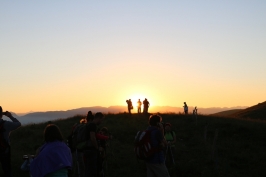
[127, 94, 145, 108]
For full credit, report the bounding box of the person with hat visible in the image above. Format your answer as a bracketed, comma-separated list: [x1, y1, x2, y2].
[0, 106, 21, 177]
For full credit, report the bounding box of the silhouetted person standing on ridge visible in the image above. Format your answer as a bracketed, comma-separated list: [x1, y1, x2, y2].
[126, 99, 133, 114]
[143, 98, 150, 114]
[137, 99, 142, 114]
[0, 106, 21, 177]
[183, 102, 188, 115]
[193, 107, 197, 116]
[193, 107, 198, 125]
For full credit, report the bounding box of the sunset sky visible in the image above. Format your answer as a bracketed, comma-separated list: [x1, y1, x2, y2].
[1, 1, 265, 113]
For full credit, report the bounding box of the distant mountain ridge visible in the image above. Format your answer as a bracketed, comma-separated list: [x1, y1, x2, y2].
[20, 105, 248, 118]
[16, 105, 248, 125]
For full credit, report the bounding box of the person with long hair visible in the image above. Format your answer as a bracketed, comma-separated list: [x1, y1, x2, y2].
[30, 124, 72, 177]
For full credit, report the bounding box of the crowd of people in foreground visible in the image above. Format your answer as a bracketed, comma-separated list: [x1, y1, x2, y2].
[0, 105, 178, 177]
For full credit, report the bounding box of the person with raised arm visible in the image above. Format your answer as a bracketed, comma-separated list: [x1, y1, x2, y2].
[0, 106, 21, 177]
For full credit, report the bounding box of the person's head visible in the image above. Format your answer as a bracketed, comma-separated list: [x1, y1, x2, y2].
[149, 114, 162, 126]
[86, 111, 94, 122]
[164, 123, 172, 132]
[44, 124, 64, 142]
[93, 112, 105, 125]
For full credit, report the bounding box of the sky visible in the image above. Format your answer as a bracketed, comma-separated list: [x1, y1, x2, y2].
[1, 1, 265, 113]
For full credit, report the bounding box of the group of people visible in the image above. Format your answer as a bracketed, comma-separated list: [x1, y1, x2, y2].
[0, 105, 177, 177]
[126, 98, 150, 114]
[183, 102, 198, 117]
[69, 111, 111, 177]
[0, 106, 110, 177]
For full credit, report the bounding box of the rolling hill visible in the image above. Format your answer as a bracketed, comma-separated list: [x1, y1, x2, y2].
[210, 109, 243, 117]
[231, 101, 266, 120]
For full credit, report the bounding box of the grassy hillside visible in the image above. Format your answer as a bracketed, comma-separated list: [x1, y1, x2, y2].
[1, 113, 266, 177]
[210, 109, 243, 117]
[231, 101, 266, 120]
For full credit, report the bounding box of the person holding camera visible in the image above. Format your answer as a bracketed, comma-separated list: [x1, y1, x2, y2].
[0, 106, 21, 177]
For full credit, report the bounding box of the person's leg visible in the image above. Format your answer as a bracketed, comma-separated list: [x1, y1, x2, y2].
[146, 163, 156, 177]
[0, 150, 12, 177]
[84, 150, 98, 177]
[146, 163, 169, 177]
[78, 152, 85, 177]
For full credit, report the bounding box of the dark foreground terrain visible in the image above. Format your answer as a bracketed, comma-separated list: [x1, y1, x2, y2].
[1, 113, 266, 177]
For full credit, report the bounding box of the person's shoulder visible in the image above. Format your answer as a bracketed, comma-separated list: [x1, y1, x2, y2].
[87, 122, 97, 130]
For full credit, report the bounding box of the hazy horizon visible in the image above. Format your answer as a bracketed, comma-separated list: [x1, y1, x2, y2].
[14, 104, 248, 116]
[1, 1, 265, 113]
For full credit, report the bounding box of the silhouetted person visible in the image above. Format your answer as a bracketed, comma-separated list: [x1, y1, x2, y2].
[164, 123, 176, 168]
[143, 98, 150, 114]
[126, 99, 133, 114]
[86, 111, 94, 123]
[30, 124, 72, 177]
[193, 107, 197, 116]
[83, 112, 105, 177]
[183, 102, 188, 115]
[0, 106, 21, 177]
[137, 99, 142, 113]
[193, 107, 198, 125]
[145, 115, 170, 177]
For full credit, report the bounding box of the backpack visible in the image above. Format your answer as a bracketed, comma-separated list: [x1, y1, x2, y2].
[164, 131, 175, 143]
[71, 123, 88, 150]
[134, 129, 159, 160]
[0, 121, 9, 153]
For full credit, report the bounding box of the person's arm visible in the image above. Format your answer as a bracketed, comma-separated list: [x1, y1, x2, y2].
[4, 112, 21, 130]
[90, 132, 98, 150]
[157, 128, 167, 147]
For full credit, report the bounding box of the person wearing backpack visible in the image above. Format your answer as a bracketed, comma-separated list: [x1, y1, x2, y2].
[164, 123, 176, 167]
[126, 99, 133, 115]
[83, 112, 105, 177]
[0, 106, 21, 177]
[145, 115, 170, 177]
[69, 118, 87, 177]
